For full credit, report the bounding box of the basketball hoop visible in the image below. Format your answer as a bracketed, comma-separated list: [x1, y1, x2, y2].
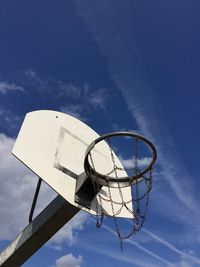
[84, 131, 157, 251]
[12, 110, 157, 256]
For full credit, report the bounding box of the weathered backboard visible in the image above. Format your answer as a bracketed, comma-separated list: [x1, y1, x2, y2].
[12, 110, 133, 218]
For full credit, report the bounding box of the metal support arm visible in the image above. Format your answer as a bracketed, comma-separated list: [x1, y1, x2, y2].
[0, 195, 80, 267]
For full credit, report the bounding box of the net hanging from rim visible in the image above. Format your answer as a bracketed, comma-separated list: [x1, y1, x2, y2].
[84, 132, 157, 251]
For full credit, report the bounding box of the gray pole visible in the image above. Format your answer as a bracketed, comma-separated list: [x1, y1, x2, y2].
[0, 195, 80, 267]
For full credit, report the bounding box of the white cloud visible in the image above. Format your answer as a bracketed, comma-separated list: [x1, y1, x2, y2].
[0, 133, 56, 239]
[0, 109, 22, 131]
[0, 134, 36, 238]
[0, 134, 87, 247]
[89, 88, 107, 110]
[23, 69, 81, 99]
[60, 104, 85, 121]
[176, 252, 196, 267]
[112, 123, 137, 133]
[0, 81, 24, 94]
[56, 83, 81, 99]
[48, 212, 88, 249]
[119, 155, 152, 169]
[60, 87, 108, 120]
[23, 69, 37, 79]
[51, 253, 83, 267]
[22, 69, 108, 117]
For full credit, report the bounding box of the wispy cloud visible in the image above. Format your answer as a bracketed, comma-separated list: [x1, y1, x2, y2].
[0, 109, 22, 134]
[119, 155, 152, 169]
[142, 228, 200, 265]
[0, 81, 24, 94]
[83, 218, 199, 267]
[59, 86, 108, 117]
[112, 123, 137, 133]
[51, 253, 83, 267]
[60, 104, 85, 121]
[87, 218, 176, 267]
[134, 112, 198, 214]
[89, 88, 107, 110]
[22, 69, 108, 119]
[23, 69, 107, 104]
[176, 253, 197, 267]
[75, 0, 200, 220]
[60, 86, 108, 120]
[75, 2, 200, 265]
[23, 69, 81, 100]
[23, 69, 37, 78]
[84, 244, 162, 267]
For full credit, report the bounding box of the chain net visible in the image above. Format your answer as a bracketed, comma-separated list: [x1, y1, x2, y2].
[88, 136, 154, 251]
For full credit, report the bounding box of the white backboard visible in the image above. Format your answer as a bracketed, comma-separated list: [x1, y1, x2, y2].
[12, 110, 133, 218]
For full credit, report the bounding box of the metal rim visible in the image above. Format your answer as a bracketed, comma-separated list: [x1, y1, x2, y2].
[84, 131, 157, 188]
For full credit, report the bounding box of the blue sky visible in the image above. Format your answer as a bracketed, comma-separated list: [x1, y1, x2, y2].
[0, 0, 200, 266]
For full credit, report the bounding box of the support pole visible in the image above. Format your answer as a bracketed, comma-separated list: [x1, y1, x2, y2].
[29, 178, 42, 223]
[0, 195, 80, 267]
